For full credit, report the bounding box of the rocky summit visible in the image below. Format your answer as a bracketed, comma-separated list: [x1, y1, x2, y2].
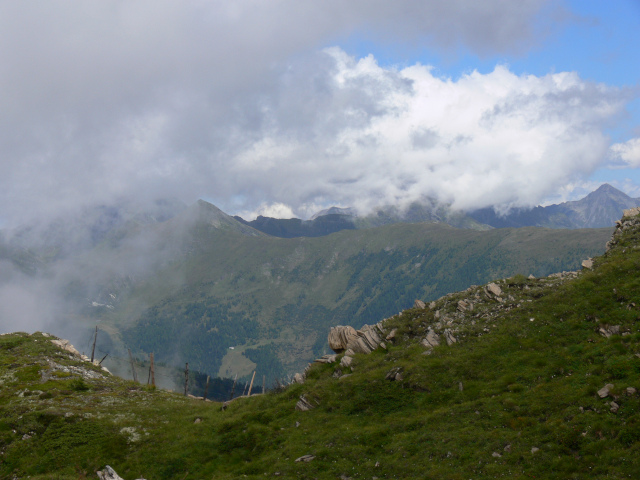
[1, 210, 640, 479]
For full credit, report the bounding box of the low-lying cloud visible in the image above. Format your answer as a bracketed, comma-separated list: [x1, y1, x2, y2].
[0, 0, 634, 224]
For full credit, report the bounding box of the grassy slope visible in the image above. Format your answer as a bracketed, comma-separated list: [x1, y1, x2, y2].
[1, 215, 639, 479]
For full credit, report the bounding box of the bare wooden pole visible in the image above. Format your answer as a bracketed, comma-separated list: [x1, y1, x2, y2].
[150, 353, 155, 387]
[262, 375, 265, 394]
[229, 374, 238, 401]
[203, 375, 210, 401]
[90, 326, 98, 363]
[98, 353, 108, 365]
[184, 363, 189, 396]
[247, 371, 256, 396]
[128, 349, 138, 383]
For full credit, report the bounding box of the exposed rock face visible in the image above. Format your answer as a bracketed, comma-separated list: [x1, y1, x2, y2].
[328, 326, 358, 353]
[582, 258, 593, 269]
[328, 322, 387, 355]
[293, 373, 305, 384]
[414, 299, 426, 309]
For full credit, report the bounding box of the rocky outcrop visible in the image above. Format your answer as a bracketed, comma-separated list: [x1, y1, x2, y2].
[328, 326, 358, 353]
[328, 322, 387, 355]
[97, 466, 146, 480]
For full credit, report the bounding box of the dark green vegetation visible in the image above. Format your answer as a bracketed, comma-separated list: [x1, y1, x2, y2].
[1, 212, 639, 479]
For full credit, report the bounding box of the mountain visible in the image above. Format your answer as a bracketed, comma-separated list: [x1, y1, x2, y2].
[238, 199, 489, 239]
[2, 209, 639, 479]
[234, 213, 357, 238]
[469, 183, 640, 229]
[82, 216, 611, 385]
[241, 185, 639, 239]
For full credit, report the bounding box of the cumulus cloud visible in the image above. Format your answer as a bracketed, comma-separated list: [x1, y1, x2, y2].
[0, 0, 633, 224]
[609, 138, 640, 168]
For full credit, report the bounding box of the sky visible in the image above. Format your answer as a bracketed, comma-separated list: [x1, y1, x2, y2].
[1, 0, 639, 224]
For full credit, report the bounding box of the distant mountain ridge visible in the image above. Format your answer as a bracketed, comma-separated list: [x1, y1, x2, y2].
[237, 184, 639, 239]
[469, 184, 640, 229]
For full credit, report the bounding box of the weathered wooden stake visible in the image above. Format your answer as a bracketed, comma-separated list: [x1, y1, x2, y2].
[203, 375, 210, 401]
[128, 349, 138, 383]
[247, 371, 256, 396]
[90, 326, 98, 363]
[184, 363, 189, 396]
[150, 353, 155, 387]
[262, 375, 265, 394]
[229, 374, 238, 401]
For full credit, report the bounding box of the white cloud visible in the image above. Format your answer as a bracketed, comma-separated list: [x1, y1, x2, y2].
[242, 202, 296, 220]
[609, 138, 640, 168]
[0, 1, 633, 224]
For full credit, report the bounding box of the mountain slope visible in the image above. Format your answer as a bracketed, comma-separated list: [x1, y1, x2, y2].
[92, 221, 612, 384]
[1, 210, 639, 479]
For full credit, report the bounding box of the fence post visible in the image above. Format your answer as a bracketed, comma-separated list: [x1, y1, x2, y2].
[128, 349, 138, 383]
[229, 374, 238, 401]
[203, 375, 210, 401]
[90, 326, 98, 363]
[184, 363, 189, 396]
[150, 353, 155, 387]
[247, 371, 256, 396]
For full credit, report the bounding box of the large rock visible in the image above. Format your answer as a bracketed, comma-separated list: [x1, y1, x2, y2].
[328, 326, 358, 353]
[485, 283, 502, 297]
[597, 383, 614, 398]
[421, 328, 440, 350]
[328, 322, 387, 355]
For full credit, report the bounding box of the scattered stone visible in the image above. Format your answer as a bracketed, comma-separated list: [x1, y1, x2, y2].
[492, 452, 502, 458]
[385, 329, 397, 342]
[429, 301, 436, 309]
[314, 354, 338, 364]
[295, 421, 300, 427]
[486, 283, 502, 297]
[443, 329, 457, 346]
[414, 299, 426, 309]
[599, 325, 621, 338]
[193, 417, 202, 424]
[332, 369, 343, 379]
[582, 258, 593, 269]
[627, 387, 637, 396]
[293, 373, 305, 384]
[385, 367, 403, 381]
[295, 395, 317, 411]
[97, 466, 125, 480]
[598, 384, 614, 398]
[457, 300, 469, 312]
[294, 455, 315, 463]
[340, 355, 353, 369]
[504, 444, 511, 453]
[531, 447, 539, 454]
[528, 274, 535, 279]
[610, 401, 620, 413]
[421, 328, 440, 350]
